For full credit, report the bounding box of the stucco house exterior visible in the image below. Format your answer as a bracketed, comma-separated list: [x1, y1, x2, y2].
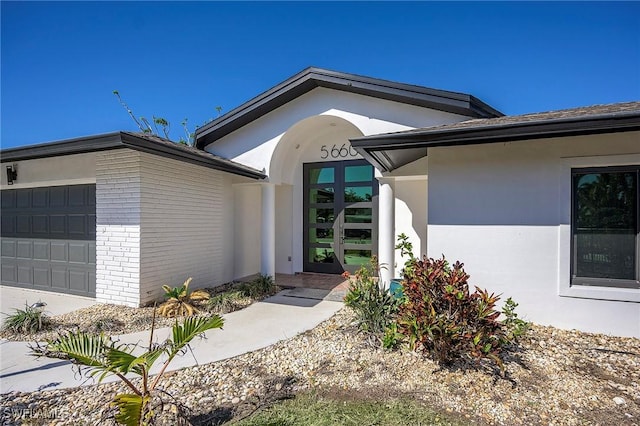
[1, 68, 638, 337]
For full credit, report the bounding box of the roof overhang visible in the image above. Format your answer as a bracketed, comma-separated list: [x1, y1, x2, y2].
[194, 67, 503, 149]
[351, 109, 640, 172]
[1, 132, 266, 180]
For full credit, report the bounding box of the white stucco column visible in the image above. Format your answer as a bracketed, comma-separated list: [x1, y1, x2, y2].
[261, 183, 276, 277]
[378, 178, 395, 289]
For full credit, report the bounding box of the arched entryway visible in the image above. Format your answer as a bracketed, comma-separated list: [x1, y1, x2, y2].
[268, 114, 378, 275]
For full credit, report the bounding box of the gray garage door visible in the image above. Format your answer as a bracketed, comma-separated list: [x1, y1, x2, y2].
[1, 184, 96, 297]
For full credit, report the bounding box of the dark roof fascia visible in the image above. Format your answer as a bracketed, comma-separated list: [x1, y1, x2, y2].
[1, 132, 124, 162]
[194, 67, 503, 149]
[1, 132, 266, 180]
[119, 133, 266, 179]
[351, 111, 640, 172]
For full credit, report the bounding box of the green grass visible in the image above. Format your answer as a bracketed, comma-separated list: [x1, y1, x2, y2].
[233, 392, 465, 426]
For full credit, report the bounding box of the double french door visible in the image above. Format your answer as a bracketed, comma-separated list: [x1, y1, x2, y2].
[303, 160, 378, 274]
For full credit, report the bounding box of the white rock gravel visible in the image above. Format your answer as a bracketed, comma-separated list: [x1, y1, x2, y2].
[1, 308, 639, 425]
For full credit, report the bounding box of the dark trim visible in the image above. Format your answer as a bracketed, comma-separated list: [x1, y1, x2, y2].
[0, 132, 125, 162]
[570, 165, 640, 290]
[1, 132, 266, 180]
[351, 110, 640, 172]
[303, 159, 378, 274]
[194, 67, 503, 149]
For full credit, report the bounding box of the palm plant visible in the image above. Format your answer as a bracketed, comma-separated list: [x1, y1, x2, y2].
[30, 315, 224, 425]
[158, 277, 210, 317]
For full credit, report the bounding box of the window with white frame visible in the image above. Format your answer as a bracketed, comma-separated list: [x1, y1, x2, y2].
[571, 165, 639, 289]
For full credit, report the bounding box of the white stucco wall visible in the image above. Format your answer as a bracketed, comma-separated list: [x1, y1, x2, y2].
[233, 184, 261, 279]
[426, 131, 640, 337]
[1, 152, 96, 189]
[394, 178, 428, 276]
[275, 185, 294, 274]
[204, 87, 469, 176]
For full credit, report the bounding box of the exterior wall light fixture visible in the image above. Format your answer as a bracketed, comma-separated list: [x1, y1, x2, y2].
[6, 164, 17, 185]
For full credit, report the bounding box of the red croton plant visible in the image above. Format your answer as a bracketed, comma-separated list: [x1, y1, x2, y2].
[398, 255, 519, 371]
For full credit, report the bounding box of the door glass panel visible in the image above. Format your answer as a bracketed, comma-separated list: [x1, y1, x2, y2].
[310, 187, 334, 203]
[344, 229, 372, 244]
[574, 171, 636, 280]
[309, 228, 333, 244]
[345, 186, 372, 203]
[345, 208, 372, 223]
[309, 208, 334, 224]
[309, 168, 335, 184]
[345, 165, 372, 183]
[344, 249, 372, 266]
[309, 247, 335, 263]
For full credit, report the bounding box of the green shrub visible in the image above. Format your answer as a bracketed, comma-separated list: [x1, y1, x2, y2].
[397, 254, 527, 370]
[501, 297, 530, 343]
[3, 302, 49, 334]
[208, 290, 246, 313]
[344, 257, 400, 339]
[240, 274, 276, 299]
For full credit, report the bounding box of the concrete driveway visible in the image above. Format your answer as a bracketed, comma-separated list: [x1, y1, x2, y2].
[0, 286, 97, 328]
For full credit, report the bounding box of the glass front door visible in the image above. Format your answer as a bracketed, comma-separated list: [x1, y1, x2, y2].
[303, 160, 378, 274]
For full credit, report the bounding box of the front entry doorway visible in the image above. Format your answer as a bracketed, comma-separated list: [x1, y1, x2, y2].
[303, 159, 378, 274]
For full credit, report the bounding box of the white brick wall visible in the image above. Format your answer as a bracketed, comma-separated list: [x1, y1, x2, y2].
[95, 150, 142, 306]
[139, 153, 233, 305]
[95, 149, 235, 307]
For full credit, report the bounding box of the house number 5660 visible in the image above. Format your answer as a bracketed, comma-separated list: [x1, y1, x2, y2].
[320, 144, 358, 159]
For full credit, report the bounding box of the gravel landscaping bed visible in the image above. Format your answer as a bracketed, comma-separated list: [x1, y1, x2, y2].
[1, 308, 638, 425]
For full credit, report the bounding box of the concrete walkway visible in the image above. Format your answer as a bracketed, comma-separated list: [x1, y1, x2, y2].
[0, 290, 343, 394]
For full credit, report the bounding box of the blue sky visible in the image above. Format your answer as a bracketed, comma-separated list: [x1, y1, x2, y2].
[2, 1, 639, 149]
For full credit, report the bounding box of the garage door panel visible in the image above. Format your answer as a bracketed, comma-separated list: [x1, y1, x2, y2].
[49, 187, 67, 207]
[16, 241, 32, 259]
[1, 184, 95, 297]
[2, 263, 17, 282]
[2, 191, 16, 208]
[68, 186, 86, 206]
[51, 268, 68, 289]
[50, 242, 68, 262]
[16, 216, 31, 234]
[88, 215, 96, 237]
[33, 267, 50, 287]
[2, 240, 16, 257]
[16, 190, 31, 208]
[68, 215, 86, 235]
[32, 188, 48, 207]
[87, 186, 96, 206]
[50, 215, 66, 235]
[69, 270, 87, 292]
[17, 266, 33, 285]
[69, 243, 87, 263]
[33, 242, 50, 260]
[32, 215, 49, 234]
[2, 215, 16, 234]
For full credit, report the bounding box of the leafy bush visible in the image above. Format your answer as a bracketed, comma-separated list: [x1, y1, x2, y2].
[397, 254, 527, 370]
[2, 302, 49, 334]
[501, 297, 530, 343]
[208, 290, 246, 314]
[158, 277, 210, 317]
[239, 274, 276, 299]
[344, 257, 401, 340]
[30, 315, 224, 426]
